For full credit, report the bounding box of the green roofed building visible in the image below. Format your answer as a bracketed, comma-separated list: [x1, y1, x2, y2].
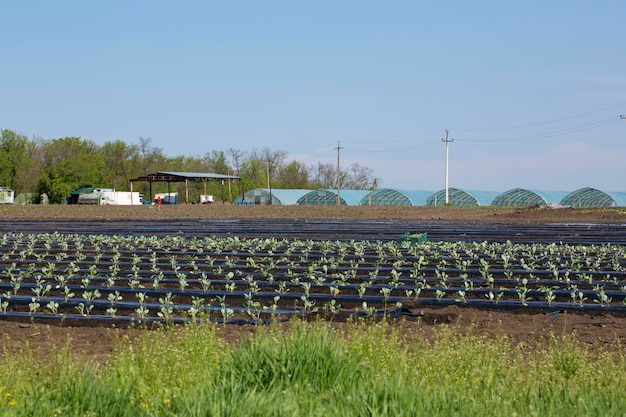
[425, 188, 500, 206]
[560, 187, 626, 207]
[297, 189, 370, 206]
[359, 188, 434, 206]
[234, 189, 311, 205]
[491, 188, 569, 207]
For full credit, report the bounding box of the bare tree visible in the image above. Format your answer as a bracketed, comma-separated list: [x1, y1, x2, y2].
[343, 163, 380, 190]
[251, 147, 287, 174]
[310, 162, 337, 189]
[226, 148, 247, 175]
[138, 137, 164, 175]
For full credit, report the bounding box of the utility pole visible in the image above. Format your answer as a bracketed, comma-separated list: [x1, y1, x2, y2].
[441, 129, 454, 205]
[266, 160, 272, 205]
[336, 141, 343, 206]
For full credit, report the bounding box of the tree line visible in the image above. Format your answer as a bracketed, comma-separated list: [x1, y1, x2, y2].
[0, 129, 380, 203]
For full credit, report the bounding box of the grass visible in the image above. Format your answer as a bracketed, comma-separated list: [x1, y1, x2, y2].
[0, 319, 624, 416]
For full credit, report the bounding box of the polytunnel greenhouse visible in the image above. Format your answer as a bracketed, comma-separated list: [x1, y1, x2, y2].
[491, 188, 568, 207]
[560, 187, 626, 207]
[425, 188, 500, 206]
[234, 189, 311, 205]
[296, 189, 370, 206]
[359, 188, 434, 206]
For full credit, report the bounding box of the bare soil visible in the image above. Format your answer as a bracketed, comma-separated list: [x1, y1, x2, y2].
[1, 204, 625, 363]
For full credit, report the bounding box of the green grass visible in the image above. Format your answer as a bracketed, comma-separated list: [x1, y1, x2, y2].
[0, 320, 624, 416]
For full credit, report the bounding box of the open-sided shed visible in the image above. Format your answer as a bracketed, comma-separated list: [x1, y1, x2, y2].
[129, 171, 241, 204]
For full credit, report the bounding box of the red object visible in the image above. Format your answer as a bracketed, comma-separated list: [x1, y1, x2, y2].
[157, 196, 162, 205]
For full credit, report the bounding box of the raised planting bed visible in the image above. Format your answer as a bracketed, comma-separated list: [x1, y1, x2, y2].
[0, 231, 625, 325]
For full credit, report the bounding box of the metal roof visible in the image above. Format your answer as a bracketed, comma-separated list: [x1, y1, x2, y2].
[234, 189, 312, 205]
[297, 189, 371, 206]
[359, 188, 435, 206]
[560, 187, 626, 207]
[130, 171, 241, 182]
[70, 187, 97, 195]
[491, 188, 569, 207]
[425, 188, 501, 206]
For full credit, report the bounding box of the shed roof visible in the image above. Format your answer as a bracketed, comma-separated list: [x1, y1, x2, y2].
[560, 187, 626, 207]
[359, 188, 435, 206]
[130, 171, 241, 182]
[491, 188, 569, 207]
[70, 187, 96, 195]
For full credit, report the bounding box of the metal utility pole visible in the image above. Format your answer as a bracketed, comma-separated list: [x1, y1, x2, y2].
[441, 129, 454, 205]
[336, 141, 343, 206]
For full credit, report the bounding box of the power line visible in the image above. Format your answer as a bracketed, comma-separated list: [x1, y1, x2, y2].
[456, 117, 620, 143]
[346, 105, 625, 152]
[451, 101, 626, 132]
[346, 130, 445, 146]
[349, 139, 441, 153]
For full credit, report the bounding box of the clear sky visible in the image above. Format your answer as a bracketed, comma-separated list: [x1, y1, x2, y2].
[1, 1, 625, 192]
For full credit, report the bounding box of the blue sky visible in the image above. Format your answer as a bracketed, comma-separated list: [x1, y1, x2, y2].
[1, 1, 625, 192]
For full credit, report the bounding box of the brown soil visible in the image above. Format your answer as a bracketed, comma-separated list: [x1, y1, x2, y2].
[0, 204, 625, 363]
[1, 203, 625, 223]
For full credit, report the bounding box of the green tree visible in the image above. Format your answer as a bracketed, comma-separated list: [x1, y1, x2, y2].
[36, 137, 105, 203]
[239, 157, 267, 192]
[100, 140, 140, 190]
[0, 129, 35, 192]
[275, 160, 310, 188]
[204, 150, 230, 174]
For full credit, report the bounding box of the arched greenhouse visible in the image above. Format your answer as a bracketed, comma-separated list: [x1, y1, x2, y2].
[359, 188, 434, 206]
[297, 189, 370, 206]
[491, 188, 568, 207]
[560, 187, 626, 207]
[425, 188, 500, 206]
[234, 189, 311, 205]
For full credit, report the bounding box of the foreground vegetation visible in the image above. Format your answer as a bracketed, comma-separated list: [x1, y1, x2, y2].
[0, 320, 624, 416]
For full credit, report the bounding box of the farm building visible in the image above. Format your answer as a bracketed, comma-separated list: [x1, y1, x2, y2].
[425, 188, 500, 206]
[0, 187, 14, 204]
[491, 188, 569, 207]
[359, 188, 434, 206]
[560, 187, 626, 207]
[297, 189, 370, 206]
[233, 189, 311, 205]
[129, 171, 242, 204]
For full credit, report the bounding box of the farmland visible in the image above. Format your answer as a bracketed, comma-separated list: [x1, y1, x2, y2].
[0, 204, 625, 348]
[0, 204, 625, 415]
